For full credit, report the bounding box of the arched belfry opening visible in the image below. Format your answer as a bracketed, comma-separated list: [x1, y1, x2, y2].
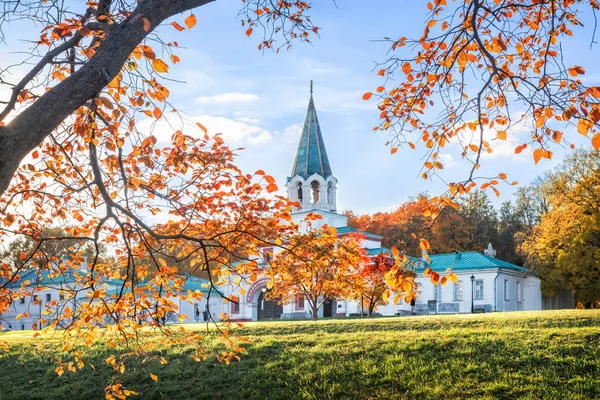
[297, 182, 303, 203]
[311, 181, 320, 204]
[327, 182, 334, 205]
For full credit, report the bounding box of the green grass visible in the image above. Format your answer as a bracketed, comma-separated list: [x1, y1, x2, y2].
[1, 310, 599, 399]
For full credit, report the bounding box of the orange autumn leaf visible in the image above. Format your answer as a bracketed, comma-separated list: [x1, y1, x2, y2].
[171, 21, 185, 31]
[533, 148, 543, 165]
[150, 373, 158, 382]
[497, 131, 507, 141]
[568, 66, 585, 76]
[185, 14, 197, 29]
[196, 122, 208, 134]
[402, 62, 412, 75]
[592, 133, 600, 150]
[362, 92, 373, 100]
[246, 27, 253, 37]
[142, 18, 151, 33]
[419, 238, 430, 250]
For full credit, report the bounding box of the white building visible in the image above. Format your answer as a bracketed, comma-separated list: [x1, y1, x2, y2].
[0, 263, 222, 330]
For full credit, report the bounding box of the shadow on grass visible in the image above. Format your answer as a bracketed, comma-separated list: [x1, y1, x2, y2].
[0, 310, 599, 399]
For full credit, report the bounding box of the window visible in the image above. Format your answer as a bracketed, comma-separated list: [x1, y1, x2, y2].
[453, 281, 463, 301]
[517, 281, 523, 302]
[46, 293, 51, 302]
[296, 297, 304, 310]
[231, 301, 240, 314]
[19, 297, 25, 305]
[434, 284, 442, 302]
[504, 279, 510, 301]
[33, 295, 39, 303]
[297, 182, 303, 203]
[475, 280, 484, 300]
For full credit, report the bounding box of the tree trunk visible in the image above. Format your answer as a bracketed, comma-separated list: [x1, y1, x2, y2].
[0, 0, 215, 198]
[311, 303, 318, 321]
[368, 303, 375, 318]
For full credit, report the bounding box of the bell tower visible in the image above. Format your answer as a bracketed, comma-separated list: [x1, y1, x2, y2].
[286, 81, 338, 213]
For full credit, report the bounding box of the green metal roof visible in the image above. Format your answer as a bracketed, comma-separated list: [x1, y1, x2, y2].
[336, 226, 384, 239]
[415, 251, 527, 273]
[290, 84, 333, 179]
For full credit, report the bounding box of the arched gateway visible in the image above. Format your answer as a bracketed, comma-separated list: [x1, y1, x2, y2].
[246, 278, 283, 321]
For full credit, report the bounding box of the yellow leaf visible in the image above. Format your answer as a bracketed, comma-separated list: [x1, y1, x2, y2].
[577, 118, 590, 136]
[185, 14, 197, 29]
[497, 130, 507, 140]
[447, 272, 458, 283]
[419, 238, 430, 251]
[152, 59, 169, 73]
[150, 373, 158, 382]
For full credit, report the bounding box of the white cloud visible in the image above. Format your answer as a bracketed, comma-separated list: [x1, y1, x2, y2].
[195, 93, 259, 104]
[137, 113, 271, 146]
[282, 123, 303, 138]
[438, 153, 456, 168]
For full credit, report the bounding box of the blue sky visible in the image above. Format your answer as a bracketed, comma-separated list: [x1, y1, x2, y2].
[2, 1, 599, 214]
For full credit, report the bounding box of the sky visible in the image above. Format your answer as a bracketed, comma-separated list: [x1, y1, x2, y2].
[1, 1, 599, 215]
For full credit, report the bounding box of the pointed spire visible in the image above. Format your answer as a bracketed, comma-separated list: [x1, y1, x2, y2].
[291, 82, 333, 179]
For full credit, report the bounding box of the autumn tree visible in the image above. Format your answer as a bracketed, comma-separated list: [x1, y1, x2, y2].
[351, 252, 416, 318]
[266, 227, 367, 321]
[0, 0, 318, 396]
[523, 149, 600, 306]
[365, 0, 600, 223]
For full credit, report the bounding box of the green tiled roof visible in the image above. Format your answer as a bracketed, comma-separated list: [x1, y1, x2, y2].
[291, 86, 333, 179]
[415, 251, 527, 273]
[336, 226, 383, 239]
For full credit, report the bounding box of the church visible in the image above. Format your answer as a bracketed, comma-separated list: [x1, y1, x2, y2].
[220, 85, 545, 321]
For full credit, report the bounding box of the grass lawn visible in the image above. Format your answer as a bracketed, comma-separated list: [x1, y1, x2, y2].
[0, 310, 599, 399]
